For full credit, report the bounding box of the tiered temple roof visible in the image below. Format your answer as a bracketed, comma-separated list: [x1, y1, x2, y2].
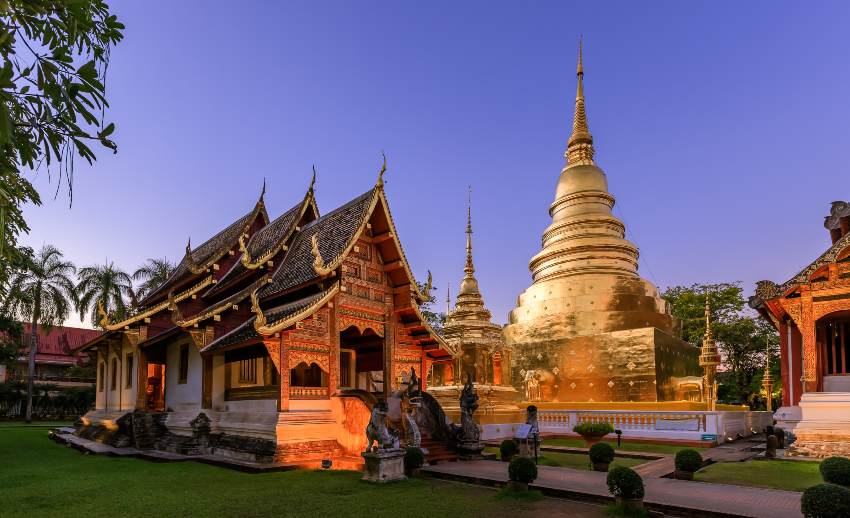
[80, 168, 446, 357]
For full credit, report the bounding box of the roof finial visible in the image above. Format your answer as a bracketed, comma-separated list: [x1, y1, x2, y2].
[309, 165, 317, 193]
[376, 151, 387, 188]
[704, 293, 713, 342]
[260, 178, 266, 201]
[465, 186, 474, 276]
[446, 283, 451, 314]
[565, 36, 595, 167]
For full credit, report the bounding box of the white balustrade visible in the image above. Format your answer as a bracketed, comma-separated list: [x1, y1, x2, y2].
[533, 408, 772, 443]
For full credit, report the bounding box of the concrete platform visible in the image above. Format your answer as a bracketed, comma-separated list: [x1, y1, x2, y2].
[424, 460, 802, 518]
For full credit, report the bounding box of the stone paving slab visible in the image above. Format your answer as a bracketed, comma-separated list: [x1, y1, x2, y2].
[423, 460, 802, 518]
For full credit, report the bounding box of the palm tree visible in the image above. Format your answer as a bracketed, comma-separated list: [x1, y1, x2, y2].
[132, 258, 175, 301]
[3, 244, 77, 422]
[77, 262, 133, 327]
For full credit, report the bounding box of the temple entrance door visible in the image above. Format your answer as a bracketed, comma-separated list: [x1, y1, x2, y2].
[142, 342, 167, 412]
[145, 363, 166, 411]
[817, 311, 850, 392]
[339, 326, 384, 394]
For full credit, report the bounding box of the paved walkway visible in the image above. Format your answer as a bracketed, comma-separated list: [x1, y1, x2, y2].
[423, 460, 802, 518]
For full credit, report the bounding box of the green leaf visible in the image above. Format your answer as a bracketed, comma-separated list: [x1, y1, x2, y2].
[98, 122, 114, 137]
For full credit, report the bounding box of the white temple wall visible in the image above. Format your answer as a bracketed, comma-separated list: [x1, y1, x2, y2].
[164, 339, 202, 413]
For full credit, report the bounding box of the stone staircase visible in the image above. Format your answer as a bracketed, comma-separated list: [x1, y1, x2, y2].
[421, 433, 457, 464]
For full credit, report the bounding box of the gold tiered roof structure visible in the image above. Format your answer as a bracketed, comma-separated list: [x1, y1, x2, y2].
[428, 189, 518, 420]
[442, 189, 511, 386]
[503, 41, 702, 403]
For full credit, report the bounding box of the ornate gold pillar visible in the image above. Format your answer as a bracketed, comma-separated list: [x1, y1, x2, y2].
[800, 289, 818, 392]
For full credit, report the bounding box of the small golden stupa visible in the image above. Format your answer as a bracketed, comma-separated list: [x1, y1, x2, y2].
[503, 41, 702, 403]
[428, 189, 519, 418]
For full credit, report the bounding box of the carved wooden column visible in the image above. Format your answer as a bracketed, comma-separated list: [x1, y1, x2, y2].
[136, 346, 148, 411]
[328, 300, 339, 397]
[778, 319, 790, 407]
[383, 319, 394, 401]
[278, 335, 290, 411]
[800, 289, 819, 393]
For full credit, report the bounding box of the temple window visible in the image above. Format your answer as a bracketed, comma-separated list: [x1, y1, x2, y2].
[98, 362, 105, 392]
[340, 350, 354, 388]
[821, 320, 850, 375]
[290, 362, 328, 388]
[125, 353, 134, 388]
[238, 358, 257, 384]
[110, 358, 117, 391]
[343, 263, 360, 279]
[178, 344, 189, 384]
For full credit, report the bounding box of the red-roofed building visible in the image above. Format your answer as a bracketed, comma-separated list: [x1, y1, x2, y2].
[0, 323, 100, 388]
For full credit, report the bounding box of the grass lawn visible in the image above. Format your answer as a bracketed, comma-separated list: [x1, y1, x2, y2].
[0, 424, 606, 518]
[543, 438, 707, 455]
[694, 460, 822, 492]
[485, 447, 644, 470]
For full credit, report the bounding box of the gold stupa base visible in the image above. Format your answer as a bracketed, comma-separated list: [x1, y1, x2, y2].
[428, 383, 524, 425]
[515, 401, 750, 412]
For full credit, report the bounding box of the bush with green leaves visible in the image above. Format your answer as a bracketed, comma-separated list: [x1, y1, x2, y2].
[403, 447, 425, 470]
[801, 483, 850, 518]
[499, 439, 519, 459]
[589, 442, 615, 464]
[606, 466, 645, 500]
[508, 456, 538, 484]
[573, 422, 614, 436]
[820, 456, 850, 487]
[674, 449, 703, 473]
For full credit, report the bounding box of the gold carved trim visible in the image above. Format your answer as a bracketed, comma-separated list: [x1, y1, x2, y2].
[101, 276, 215, 331]
[251, 283, 339, 336]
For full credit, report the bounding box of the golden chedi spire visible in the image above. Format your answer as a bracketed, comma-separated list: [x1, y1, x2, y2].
[699, 294, 721, 410]
[503, 40, 698, 404]
[443, 186, 509, 386]
[566, 37, 595, 167]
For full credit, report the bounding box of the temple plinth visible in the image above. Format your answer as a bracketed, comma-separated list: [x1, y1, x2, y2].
[503, 42, 701, 403]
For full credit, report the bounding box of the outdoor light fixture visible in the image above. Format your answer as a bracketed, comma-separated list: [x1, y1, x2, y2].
[615, 429, 622, 447]
[321, 459, 332, 470]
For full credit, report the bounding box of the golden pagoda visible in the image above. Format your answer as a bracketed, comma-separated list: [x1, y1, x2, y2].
[503, 41, 702, 403]
[428, 189, 518, 416]
[700, 296, 721, 411]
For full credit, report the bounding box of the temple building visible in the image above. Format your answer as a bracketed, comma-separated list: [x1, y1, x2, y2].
[427, 192, 517, 418]
[750, 200, 850, 458]
[76, 166, 452, 465]
[502, 43, 701, 403]
[0, 323, 98, 388]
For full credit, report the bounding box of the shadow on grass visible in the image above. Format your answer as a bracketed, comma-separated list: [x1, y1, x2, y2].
[495, 486, 544, 502]
[605, 502, 649, 518]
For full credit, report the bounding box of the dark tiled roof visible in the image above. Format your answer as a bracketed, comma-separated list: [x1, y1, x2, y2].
[201, 288, 330, 353]
[248, 202, 304, 258]
[261, 189, 375, 296]
[144, 201, 267, 302]
[206, 199, 309, 297]
[750, 229, 850, 309]
[200, 318, 258, 353]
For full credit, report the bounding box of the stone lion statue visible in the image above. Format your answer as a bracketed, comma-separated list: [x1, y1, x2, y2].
[365, 401, 397, 452]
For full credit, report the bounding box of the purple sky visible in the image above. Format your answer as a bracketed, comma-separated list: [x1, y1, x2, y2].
[21, 1, 850, 328]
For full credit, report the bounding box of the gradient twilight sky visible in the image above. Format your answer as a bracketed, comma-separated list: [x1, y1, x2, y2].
[19, 1, 850, 328]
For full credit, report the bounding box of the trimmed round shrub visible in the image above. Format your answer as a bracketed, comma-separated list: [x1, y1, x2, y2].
[500, 439, 519, 460]
[607, 466, 645, 500]
[589, 442, 615, 464]
[801, 483, 850, 518]
[404, 447, 425, 470]
[820, 456, 850, 487]
[508, 456, 538, 483]
[573, 422, 614, 436]
[675, 448, 703, 473]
